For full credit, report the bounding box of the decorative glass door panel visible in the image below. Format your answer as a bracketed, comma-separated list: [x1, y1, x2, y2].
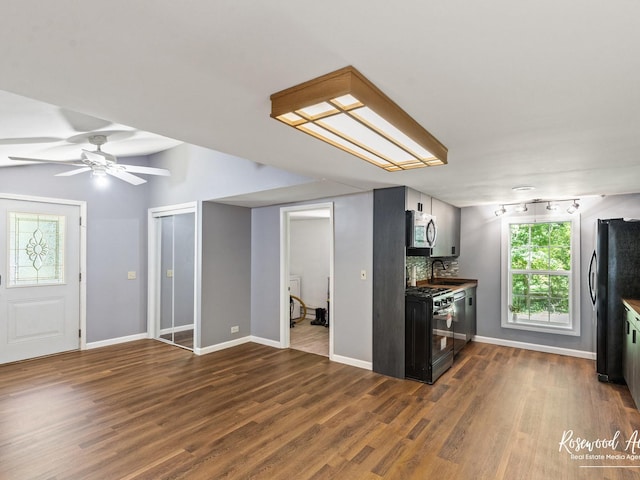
[9, 212, 65, 287]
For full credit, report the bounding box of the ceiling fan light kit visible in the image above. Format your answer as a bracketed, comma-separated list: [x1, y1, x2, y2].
[9, 134, 170, 186]
[270, 66, 448, 172]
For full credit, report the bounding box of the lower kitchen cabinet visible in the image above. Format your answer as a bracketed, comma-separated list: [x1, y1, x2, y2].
[623, 299, 640, 409]
[466, 286, 476, 340]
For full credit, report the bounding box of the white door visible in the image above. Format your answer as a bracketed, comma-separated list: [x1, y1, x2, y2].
[0, 198, 81, 364]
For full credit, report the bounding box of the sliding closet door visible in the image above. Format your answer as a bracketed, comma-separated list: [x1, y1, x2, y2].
[156, 211, 195, 350]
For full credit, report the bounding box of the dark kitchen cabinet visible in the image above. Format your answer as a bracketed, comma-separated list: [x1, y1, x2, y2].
[431, 197, 461, 257]
[466, 286, 476, 340]
[623, 300, 640, 409]
[373, 185, 464, 379]
[405, 295, 431, 381]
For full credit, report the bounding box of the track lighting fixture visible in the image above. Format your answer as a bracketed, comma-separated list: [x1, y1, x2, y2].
[494, 198, 580, 216]
[566, 200, 580, 214]
[515, 203, 528, 213]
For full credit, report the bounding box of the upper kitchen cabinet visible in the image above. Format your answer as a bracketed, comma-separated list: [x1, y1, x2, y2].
[405, 188, 431, 213]
[431, 197, 461, 257]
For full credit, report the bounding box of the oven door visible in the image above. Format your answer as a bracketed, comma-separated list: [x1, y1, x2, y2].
[431, 303, 454, 377]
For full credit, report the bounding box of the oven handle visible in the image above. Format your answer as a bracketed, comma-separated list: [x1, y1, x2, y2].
[434, 306, 454, 316]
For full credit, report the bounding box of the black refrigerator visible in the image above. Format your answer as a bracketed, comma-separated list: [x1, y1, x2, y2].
[593, 219, 640, 383]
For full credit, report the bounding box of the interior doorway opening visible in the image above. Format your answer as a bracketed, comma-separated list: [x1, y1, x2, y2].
[280, 203, 334, 358]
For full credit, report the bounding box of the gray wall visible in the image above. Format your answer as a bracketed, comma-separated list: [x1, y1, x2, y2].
[457, 193, 640, 353]
[251, 192, 373, 364]
[0, 161, 150, 342]
[200, 201, 251, 348]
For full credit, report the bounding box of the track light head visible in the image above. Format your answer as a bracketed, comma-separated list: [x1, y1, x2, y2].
[567, 200, 580, 214]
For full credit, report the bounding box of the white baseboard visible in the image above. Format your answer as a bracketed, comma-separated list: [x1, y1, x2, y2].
[473, 335, 596, 360]
[331, 353, 372, 371]
[195, 336, 252, 355]
[85, 333, 148, 350]
[250, 336, 283, 349]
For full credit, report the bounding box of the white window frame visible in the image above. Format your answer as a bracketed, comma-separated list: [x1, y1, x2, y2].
[501, 214, 581, 336]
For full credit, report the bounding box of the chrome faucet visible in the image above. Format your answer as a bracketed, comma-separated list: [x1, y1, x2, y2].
[431, 259, 446, 282]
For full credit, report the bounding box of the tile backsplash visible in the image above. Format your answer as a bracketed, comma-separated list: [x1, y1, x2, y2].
[405, 256, 459, 284]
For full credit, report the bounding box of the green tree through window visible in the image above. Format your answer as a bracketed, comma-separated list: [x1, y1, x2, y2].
[509, 222, 571, 326]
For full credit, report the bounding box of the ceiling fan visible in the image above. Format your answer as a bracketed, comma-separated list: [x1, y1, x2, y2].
[9, 134, 170, 185]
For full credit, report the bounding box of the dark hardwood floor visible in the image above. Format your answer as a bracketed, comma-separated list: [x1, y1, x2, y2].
[1, 340, 640, 479]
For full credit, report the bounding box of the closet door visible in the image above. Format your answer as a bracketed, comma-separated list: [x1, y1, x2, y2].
[157, 212, 195, 350]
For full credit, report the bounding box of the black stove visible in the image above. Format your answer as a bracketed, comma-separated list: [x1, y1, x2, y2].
[405, 285, 455, 384]
[405, 286, 452, 298]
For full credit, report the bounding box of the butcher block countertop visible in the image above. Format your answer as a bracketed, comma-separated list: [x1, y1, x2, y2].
[624, 298, 640, 317]
[417, 278, 478, 292]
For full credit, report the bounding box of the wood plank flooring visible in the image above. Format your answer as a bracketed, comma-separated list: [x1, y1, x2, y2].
[1, 340, 640, 479]
[290, 318, 329, 357]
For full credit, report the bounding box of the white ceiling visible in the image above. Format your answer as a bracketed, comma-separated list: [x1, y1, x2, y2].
[1, 1, 639, 207]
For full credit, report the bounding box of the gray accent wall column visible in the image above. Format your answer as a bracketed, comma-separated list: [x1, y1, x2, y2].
[373, 186, 407, 378]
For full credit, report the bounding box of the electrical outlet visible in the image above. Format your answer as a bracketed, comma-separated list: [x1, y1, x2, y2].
[360, 270, 367, 280]
[127, 271, 136, 280]
[231, 326, 239, 334]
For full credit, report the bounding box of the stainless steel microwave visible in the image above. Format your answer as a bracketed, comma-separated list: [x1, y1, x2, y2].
[406, 210, 437, 249]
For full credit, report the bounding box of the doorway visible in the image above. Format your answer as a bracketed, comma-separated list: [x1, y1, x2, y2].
[148, 203, 197, 351]
[280, 203, 334, 358]
[0, 194, 86, 364]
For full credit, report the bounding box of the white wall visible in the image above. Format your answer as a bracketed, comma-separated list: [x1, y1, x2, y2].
[457, 193, 640, 353]
[290, 218, 331, 310]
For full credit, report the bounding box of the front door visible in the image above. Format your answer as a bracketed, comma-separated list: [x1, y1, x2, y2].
[0, 198, 81, 364]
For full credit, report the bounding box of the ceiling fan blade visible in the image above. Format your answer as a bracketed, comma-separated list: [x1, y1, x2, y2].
[9, 156, 82, 164]
[121, 165, 171, 176]
[0, 137, 64, 145]
[107, 169, 147, 185]
[55, 167, 93, 177]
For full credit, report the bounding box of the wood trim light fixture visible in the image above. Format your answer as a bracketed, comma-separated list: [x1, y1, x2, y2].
[270, 66, 448, 172]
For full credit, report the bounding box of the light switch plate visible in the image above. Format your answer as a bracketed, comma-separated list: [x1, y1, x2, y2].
[127, 271, 136, 280]
[167, 269, 174, 278]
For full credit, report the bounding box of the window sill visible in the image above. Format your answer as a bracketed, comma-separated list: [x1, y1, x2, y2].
[502, 318, 580, 336]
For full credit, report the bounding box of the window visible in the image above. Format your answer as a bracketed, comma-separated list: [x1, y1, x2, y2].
[501, 215, 580, 336]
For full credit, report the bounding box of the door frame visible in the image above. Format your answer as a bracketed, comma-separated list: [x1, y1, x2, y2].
[0, 193, 87, 350]
[280, 202, 334, 359]
[147, 202, 199, 350]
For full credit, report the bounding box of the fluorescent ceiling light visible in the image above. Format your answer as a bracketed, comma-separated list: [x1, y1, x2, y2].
[270, 66, 447, 172]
